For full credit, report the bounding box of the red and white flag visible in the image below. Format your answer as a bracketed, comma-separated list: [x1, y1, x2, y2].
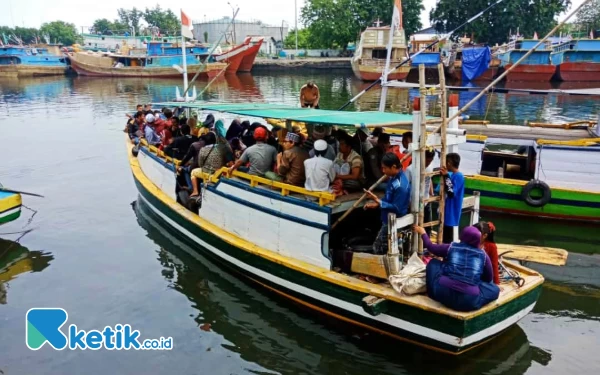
[392, 0, 403, 30]
[533, 32, 538, 40]
[591, 30, 595, 39]
[181, 9, 194, 39]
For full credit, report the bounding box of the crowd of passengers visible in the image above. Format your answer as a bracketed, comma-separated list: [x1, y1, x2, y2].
[126, 103, 502, 312]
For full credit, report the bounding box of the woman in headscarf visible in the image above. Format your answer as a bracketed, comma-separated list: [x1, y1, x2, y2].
[413, 225, 500, 312]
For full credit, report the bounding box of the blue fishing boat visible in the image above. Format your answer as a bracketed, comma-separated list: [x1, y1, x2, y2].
[497, 39, 555, 81]
[0, 45, 67, 77]
[551, 39, 600, 81]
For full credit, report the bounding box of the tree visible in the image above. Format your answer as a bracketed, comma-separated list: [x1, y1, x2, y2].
[284, 28, 314, 49]
[143, 5, 180, 36]
[577, 0, 600, 32]
[118, 7, 144, 35]
[39, 21, 81, 45]
[430, 0, 571, 45]
[301, 0, 423, 49]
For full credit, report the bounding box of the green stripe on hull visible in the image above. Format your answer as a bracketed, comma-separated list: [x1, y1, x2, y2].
[133, 174, 541, 353]
[0, 210, 21, 225]
[465, 178, 600, 220]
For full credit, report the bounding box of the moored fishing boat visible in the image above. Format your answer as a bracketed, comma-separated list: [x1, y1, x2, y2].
[214, 38, 251, 74]
[238, 36, 264, 73]
[497, 39, 556, 81]
[448, 46, 501, 82]
[0, 45, 67, 77]
[125, 101, 545, 354]
[0, 185, 21, 226]
[551, 39, 600, 81]
[352, 25, 410, 82]
[69, 41, 226, 79]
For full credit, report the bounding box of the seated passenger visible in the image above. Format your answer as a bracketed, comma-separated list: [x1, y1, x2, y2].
[413, 225, 500, 312]
[308, 125, 336, 161]
[228, 127, 277, 177]
[164, 124, 194, 160]
[364, 153, 411, 254]
[365, 133, 391, 190]
[144, 114, 161, 146]
[267, 132, 309, 186]
[304, 140, 336, 192]
[353, 128, 373, 156]
[334, 134, 365, 192]
[474, 221, 500, 285]
[127, 111, 144, 143]
[189, 131, 233, 200]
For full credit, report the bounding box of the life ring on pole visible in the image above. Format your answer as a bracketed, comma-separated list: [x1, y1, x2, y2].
[521, 180, 551, 208]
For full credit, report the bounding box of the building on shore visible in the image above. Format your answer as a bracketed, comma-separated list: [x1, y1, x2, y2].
[192, 17, 288, 46]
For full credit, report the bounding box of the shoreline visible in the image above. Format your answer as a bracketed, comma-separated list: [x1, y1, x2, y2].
[251, 57, 352, 72]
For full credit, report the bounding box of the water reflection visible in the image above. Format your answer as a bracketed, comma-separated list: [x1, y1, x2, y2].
[134, 198, 555, 375]
[0, 237, 53, 305]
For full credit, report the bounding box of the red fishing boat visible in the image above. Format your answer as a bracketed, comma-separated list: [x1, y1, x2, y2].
[214, 39, 251, 74]
[238, 37, 264, 72]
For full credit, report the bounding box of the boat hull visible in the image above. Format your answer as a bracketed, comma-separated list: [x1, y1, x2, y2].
[0, 191, 22, 226]
[503, 64, 556, 81]
[215, 42, 251, 74]
[69, 57, 221, 78]
[451, 67, 499, 81]
[556, 62, 600, 81]
[128, 141, 544, 354]
[351, 60, 410, 81]
[465, 175, 600, 221]
[0, 64, 66, 77]
[238, 38, 263, 73]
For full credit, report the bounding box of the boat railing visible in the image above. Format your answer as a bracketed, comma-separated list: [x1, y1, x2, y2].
[552, 41, 571, 53]
[140, 141, 337, 206]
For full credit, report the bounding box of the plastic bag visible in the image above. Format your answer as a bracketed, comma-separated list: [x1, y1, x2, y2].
[389, 253, 427, 295]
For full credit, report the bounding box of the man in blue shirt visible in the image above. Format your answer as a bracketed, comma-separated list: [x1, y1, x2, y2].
[144, 114, 162, 146]
[441, 153, 465, 243]
[364, 153, 411, 255]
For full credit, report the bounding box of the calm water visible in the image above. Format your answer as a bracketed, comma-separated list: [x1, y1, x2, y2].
[0, 73, 599, 375]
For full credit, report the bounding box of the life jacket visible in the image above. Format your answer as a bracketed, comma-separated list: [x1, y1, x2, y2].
[442, 243, 486, 286]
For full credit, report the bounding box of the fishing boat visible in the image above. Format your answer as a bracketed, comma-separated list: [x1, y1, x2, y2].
[238, 36, 264, 73]
[551, 39, 600, 81]
[352, 25, 411, 82]
[497, 39, 556, 81]
[68, 41, 226, 79]
[125, 99, 546, 354]
[0, 185, 21, 226]
[213, 38, 252, 74]
[448, 46, 502, 81]
[0, 45, 67, 77]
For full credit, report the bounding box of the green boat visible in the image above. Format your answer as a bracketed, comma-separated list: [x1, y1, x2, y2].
[0, 183, 22, 226]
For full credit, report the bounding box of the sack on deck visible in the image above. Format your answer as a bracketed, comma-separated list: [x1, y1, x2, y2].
[389, 253, 427, 295]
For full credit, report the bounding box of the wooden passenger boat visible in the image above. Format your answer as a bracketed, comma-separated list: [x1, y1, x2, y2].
[126, 102, 545, 354]
[351, 26, 411, 82]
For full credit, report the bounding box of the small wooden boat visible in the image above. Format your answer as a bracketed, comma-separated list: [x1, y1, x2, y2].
[238, 37, 264, 73]
[69, 41, 226, 78]
[0, 45, 67, 77]
[352, 25, 411, 81]
[497, 39, 556, 81]
[551, 39, 600, 81]
[0, 186, 21, 226]
[126, 101, 546, 354]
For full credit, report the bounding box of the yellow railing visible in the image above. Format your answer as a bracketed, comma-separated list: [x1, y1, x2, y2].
[139, 140, 336, 206]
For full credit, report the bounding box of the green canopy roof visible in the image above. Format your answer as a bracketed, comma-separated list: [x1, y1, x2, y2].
[153, 101, 419, 128]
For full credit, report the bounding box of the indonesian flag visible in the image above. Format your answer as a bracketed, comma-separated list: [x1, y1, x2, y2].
[591, 30, 595, 39]
[533, 32, 538, 40]
[181, 9, 194, 39]
[392, 0, 403, 30]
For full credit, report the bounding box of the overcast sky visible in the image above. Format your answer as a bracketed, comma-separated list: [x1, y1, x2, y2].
[0, 0, 587, 32]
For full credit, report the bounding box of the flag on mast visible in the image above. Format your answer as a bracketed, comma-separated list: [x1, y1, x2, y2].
[393, 0, 403, 30]
[533, 31, 538, 40]
[591, 30, 595, 39]
[181, 10, 194, 39]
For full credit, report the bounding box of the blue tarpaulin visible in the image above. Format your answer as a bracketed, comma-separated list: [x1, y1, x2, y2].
[462, 47, 491, 81]
[411, 52, 440, 67]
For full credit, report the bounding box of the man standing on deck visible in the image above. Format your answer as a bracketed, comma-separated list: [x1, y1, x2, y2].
[441, 153, 465, 244]
[300, 81, 320, 109]
[364, 153, 411, 255]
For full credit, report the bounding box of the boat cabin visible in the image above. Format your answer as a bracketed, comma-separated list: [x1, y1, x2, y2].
[0, 46, 67, 67]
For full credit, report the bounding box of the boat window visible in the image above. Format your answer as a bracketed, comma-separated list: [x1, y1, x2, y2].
[480, 144, 536, 180]
[371, 49, 388, 59]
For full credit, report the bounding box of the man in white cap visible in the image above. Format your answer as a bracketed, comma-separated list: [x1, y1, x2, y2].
[304, 139, 336, 192]
[308, 125, 336, 161]
[144, 113, 161, 146]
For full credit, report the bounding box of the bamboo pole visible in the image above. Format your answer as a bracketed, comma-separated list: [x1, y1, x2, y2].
[417, 64, 427, 253]
[430, 0, 593, 136]
[437, 63, 448, 244]
[330, 174, 388, 230]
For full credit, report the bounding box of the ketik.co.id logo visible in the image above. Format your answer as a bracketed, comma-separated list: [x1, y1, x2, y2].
[26, 308, 173, 350]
